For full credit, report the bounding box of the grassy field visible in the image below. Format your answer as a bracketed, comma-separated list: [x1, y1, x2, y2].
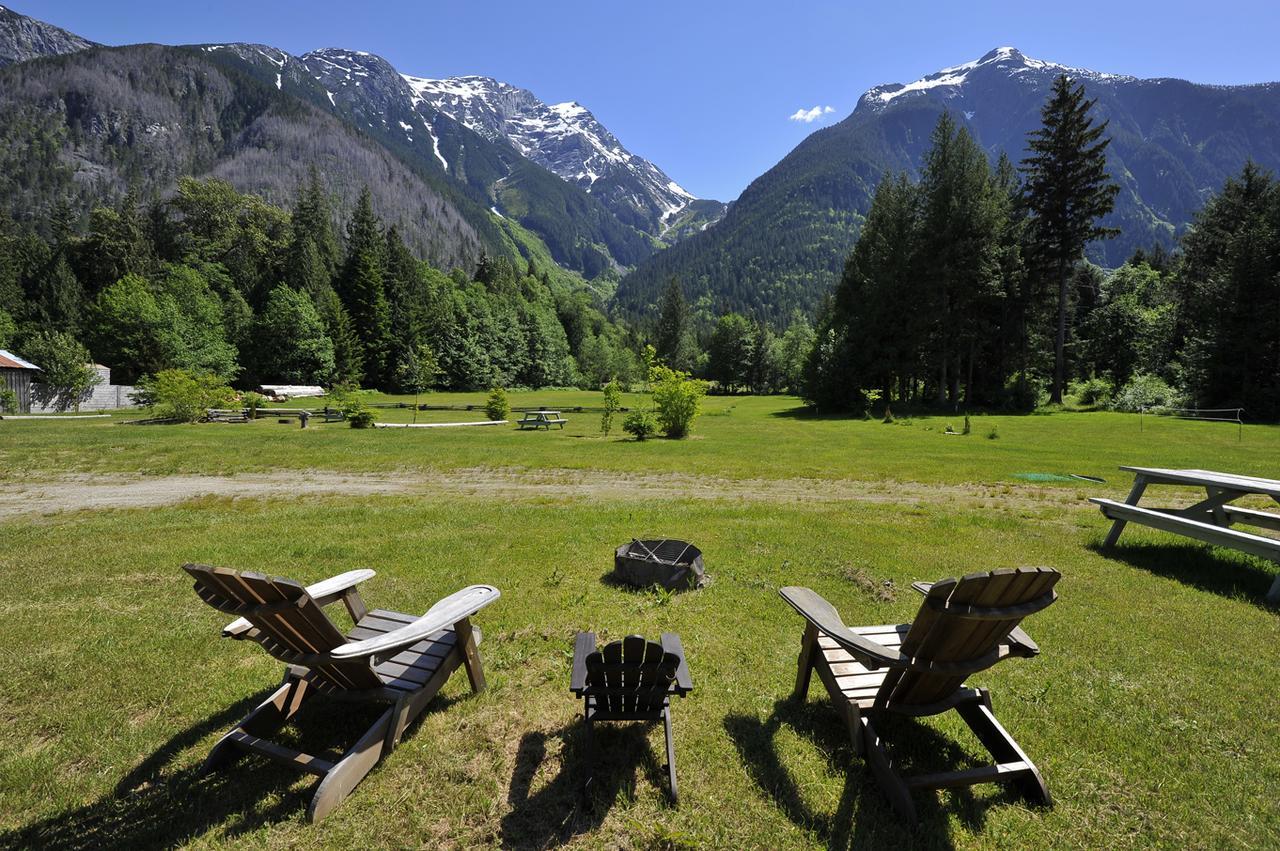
[1, 394, 1277, 849]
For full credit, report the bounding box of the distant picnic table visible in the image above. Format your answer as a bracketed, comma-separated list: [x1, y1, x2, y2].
[1091, 466, 1280, 604]
[516, 410, 567, 430]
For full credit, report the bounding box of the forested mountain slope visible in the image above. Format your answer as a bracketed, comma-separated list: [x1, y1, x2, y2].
[616, 47, 1280, 322]
[0, 44, 487, 271]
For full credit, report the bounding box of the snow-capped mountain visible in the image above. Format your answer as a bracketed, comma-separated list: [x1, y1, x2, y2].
[859, 46, 1129, 113]
[618, 46, 1280, 319]
[400, 74, 718, 236]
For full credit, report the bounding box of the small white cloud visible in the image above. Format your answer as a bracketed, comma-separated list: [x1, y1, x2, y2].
[789, 105, 835, 123]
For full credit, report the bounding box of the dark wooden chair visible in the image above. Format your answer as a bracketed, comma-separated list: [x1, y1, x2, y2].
[780, 567, 1060, 821]
[184, 563, 499, 822]
[569, 633, 693, 803]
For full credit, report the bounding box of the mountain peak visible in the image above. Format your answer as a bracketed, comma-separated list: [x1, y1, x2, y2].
[0, 4, 97, 66]
[858, 46, 1129, 112]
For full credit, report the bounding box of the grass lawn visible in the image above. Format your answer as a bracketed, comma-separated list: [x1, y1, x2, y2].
[1, 394, 1277, 849]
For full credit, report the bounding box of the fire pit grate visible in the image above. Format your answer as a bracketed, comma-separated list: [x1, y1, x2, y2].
[613, 539, 706, 591]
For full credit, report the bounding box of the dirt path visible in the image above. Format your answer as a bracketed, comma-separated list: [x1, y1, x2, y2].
[0, 467, 1093, 520]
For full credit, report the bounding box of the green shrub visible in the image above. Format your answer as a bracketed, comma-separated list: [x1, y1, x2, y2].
[348, 408, 376, 429]
[1070, 377, 1113, 407]
[240, 391, 266, 418]
[600, 379, 622, 435]
[132, 369, 235, 423]
[623, 409, 658, 440]
[485, 387, 509, 422]
[0, 387, 16, 414]
[1111, 373, 1186, 412]
[650, 365, 706, 439]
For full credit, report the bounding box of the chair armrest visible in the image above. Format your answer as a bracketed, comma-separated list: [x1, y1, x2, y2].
[222, 568, 376, 637]
[570, 632, 596, 694]
[329, 584, 500, 660]
[661, 632, 693, 693]
[779, 586, 910, 670]
[911, 581, 933, 596]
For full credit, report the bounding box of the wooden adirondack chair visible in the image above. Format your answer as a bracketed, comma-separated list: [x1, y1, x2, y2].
[184, 563, 500, 823]
[780, 567, 1059, 821]
[569, 633, 693, 803]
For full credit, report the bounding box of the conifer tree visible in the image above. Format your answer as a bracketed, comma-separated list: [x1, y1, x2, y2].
[338, 188, 390, 386]
[1021, 74, 1120, 403]
[317, 287, 364, 387]
[655, 276, 694, 371]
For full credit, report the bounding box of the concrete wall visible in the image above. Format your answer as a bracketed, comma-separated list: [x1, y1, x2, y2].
[30, 365, 138, 412]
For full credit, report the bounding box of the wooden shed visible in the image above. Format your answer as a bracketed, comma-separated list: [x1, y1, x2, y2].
[0, 349, 41, 414]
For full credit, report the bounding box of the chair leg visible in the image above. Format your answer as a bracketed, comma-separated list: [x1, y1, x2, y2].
[793, 623, 818, 700]
[663, 706, 678, 805]
[308, 705, 395, 823]
[860, 714, 917, 822]
[955, 696, 1051, 807]
[203, 673, 312, 774]
[454, 617, 486, 693]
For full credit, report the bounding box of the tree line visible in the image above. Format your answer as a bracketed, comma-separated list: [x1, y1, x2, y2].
[0, 169, 645, 396]
[796, 75, 1280, 420]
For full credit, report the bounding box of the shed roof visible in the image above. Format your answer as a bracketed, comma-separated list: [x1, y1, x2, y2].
[0, 350, 40, 371]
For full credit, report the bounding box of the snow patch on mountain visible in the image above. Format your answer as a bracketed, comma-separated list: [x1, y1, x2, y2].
[863, 46, 1131, 111]
[401, 73, 698, 228]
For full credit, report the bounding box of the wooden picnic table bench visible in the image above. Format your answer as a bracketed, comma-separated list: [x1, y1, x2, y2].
[1091, 466, 1280, 603]
[516, 410, 567, 430]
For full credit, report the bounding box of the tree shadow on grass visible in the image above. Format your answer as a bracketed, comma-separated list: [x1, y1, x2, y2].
[500, 721, 669, 850]
[0, 688, 462, 851]
[725, 698, 1031, 850]
[1088, 539, 1279, 606]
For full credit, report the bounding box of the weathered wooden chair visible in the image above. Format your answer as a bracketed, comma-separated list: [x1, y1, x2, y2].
[780, 567, 1059, 821]
[184, 563, 500, 822]
[569, 633, 693, 803]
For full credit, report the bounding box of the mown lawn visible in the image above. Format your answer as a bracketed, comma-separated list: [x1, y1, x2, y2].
[0, 395, 1277, 849]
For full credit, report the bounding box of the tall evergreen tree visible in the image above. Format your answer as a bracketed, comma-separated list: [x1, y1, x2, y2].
[316, 287, 364, 387]
[654, 276, 694, 371]
[1021, 74, 1120, 403]
[338, 188, 391, 387]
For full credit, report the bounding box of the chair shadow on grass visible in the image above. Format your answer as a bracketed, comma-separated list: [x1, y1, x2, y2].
[725, 697, 1031, 851]
[1088, 539, 1279, 606]
[0, 688, 458, 851]
[500, 722, 669, 850]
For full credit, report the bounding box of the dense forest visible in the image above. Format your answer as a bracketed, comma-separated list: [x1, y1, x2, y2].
[798, 81, 1280, 419]
[0, 171, 643, 395]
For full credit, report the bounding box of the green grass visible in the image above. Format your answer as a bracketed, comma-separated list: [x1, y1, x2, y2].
[1, 396, 1278, 849]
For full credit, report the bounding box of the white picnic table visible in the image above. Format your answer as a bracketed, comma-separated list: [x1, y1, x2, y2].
[1091, 467, 1280, 604]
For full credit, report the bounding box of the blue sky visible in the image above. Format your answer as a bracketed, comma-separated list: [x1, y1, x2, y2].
[14, 1, 1280, 201]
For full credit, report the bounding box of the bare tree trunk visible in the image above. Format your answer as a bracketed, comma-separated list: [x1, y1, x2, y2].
[1051, 259, 1068, 404]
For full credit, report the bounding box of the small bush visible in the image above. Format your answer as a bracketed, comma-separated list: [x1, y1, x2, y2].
[133, 370, 235, 423]
[348, 408, 376, 429]
[240, 391, 266, 418]
[986, 426, 999, 440]
[485, 387, 509, 422]
[0, 387, 16, 414]
[600, 379, 622, 435]
[1070, 377, 1113, 407]
[623, 409, 658, 440]
[650, 365, 706, 439]
[1111, 373, 1186, 412]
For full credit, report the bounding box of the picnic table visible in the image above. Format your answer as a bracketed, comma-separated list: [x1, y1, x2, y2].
[1091, 467, 1280, 603]
[516, 410, 567, 430]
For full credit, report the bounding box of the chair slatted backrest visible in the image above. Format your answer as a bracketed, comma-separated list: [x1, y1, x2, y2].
[880, 567, 1059, 708]
[585, 635, 680, 715]
[185, 563, 383, 692]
